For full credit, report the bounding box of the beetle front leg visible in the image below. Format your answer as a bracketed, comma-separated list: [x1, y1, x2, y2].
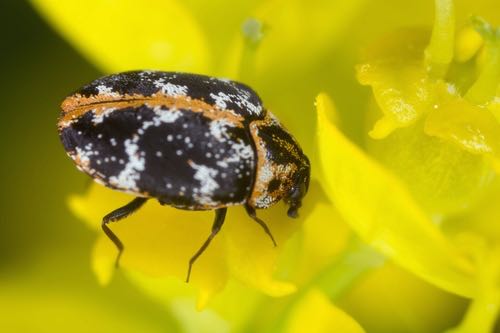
[245, 204, 277, 247]
[102, 197, 149, 267]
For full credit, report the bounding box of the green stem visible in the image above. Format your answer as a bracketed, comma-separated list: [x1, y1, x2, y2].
[262, 237, 384, 333]
[465, 17, 500, 105]
[445, 248, 500, 333]
[448, 293, 500, 333]
[314, 238, 385, 300]
[425, 0, 455, 78]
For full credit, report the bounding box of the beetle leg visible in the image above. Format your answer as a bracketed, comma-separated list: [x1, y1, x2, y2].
[244, 204, 277, 247]
[186, 208, 227, 283]
[102, 197, 149, 267]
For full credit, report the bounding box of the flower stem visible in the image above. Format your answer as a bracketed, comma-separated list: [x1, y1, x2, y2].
[447, 293, 500, 333]
[425, 0, 455, 78]
[465, 17, 500, 105]
[313, 238, 385, 300]
[445, 247, 500, 333]
[260, 237, 384, 333]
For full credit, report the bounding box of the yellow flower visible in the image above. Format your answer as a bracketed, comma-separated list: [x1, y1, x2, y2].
[31, 0, 367, 330]
[30, 0, 500, 331]
[340, 0, 500, 330]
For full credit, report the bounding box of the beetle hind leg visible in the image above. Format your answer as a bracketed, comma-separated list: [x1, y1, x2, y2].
[102, 197, 149, 267]
[245, 204, 277, 247]
[186, 208, 227, 283]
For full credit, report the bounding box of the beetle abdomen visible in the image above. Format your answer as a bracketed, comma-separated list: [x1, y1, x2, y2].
[60, 104, 255, 210]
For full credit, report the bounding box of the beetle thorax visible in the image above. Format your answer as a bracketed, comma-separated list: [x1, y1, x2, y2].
[248, 111, 308, 209]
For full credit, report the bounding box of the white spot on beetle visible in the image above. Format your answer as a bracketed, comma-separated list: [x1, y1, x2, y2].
[153, 78, 188, 96]
[209, 89, 262, 115]
[216, 140, 254, 168]
[209, 119, 234, 142]
[210, 92, 233, 109]
[92, 107, 116, 125]
[109, 136, 145, 191]
[189, 161, 220, 206]
[140, 107, 182, 131]
[96, 84, 118, 96]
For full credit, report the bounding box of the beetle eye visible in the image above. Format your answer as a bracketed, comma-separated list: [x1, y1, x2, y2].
[286, 171, 309, 218]
[290, 181, 305, 200]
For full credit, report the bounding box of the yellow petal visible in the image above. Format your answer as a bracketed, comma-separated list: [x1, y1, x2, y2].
[92, 235, 117, 286]
[0, 281, 179, 333]
[30, 0, 210, 73]
[446, 244, 500, 333]
[221, 0, 365, 155]
[455, 26, 483, 63]
[316, 93, 475, 297]
[488, 94, 500, 123]
[284, 289, 365, 333]
[69, 184, 227, 305]
[356, 29, 435, 138]
[367, 118, 493, 216]
[254, 0, 365, 75]
[293, 183, 351, 284]
[69, 180, 305, 304]
[425, 84, 500, 160]
[224, 205, 298, 297]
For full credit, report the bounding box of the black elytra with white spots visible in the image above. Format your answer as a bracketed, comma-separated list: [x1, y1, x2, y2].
[76, 71, 264, 122]
[61, 105, 254, 209]
[59, 71, 310, 211]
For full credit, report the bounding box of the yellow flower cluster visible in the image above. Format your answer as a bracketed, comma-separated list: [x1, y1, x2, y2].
[31, 0, 500, 331]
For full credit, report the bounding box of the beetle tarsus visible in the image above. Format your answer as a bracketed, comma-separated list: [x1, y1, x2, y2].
[101, 197, 149, 267]
[245, 204, 277, 247]
[186, 208, 227, 283]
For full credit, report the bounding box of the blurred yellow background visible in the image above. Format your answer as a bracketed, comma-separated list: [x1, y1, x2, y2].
[1, 1, 499, 332]
[0, 2, 181, 331]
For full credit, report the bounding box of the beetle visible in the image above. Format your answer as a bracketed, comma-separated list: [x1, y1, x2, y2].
[58, 70, 310, 282]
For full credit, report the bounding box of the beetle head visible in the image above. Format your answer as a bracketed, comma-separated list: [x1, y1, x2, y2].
[284, 157, 310, 218]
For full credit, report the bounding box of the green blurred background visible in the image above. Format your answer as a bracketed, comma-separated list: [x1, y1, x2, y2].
[1, 1, 497, 332]
[0, 1, 181, 331]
